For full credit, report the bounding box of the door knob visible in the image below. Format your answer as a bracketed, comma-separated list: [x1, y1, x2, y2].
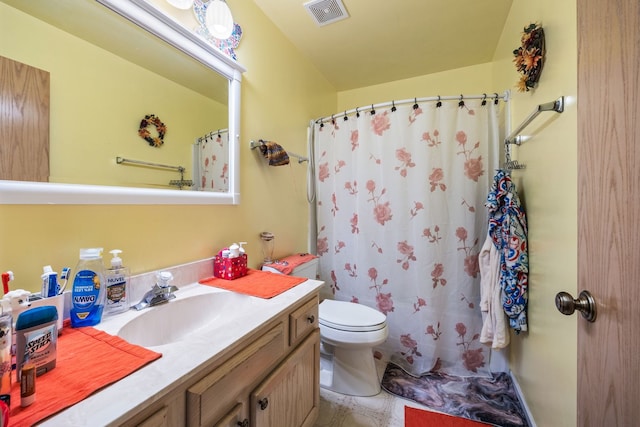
[555, 290, 597, 322]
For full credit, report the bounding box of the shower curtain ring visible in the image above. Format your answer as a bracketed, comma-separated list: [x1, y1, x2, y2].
[482, 94, 487, 106]
[391, 101, 397, 112]
[356, 107, 360, 118]
[344, 111, 348, 121]
[370, 104, 376, 115]
[436, 96, 442, 108]
[459, 94, 465, 107]
[494, 93, 499, 104]
[413, 98, 419, 110]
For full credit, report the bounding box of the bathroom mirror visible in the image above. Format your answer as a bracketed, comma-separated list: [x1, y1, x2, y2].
[0, 0, 245, 204]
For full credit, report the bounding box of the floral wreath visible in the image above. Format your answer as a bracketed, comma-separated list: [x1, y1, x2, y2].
[138, 114, 167, 147]
[513, 23, 545, 92]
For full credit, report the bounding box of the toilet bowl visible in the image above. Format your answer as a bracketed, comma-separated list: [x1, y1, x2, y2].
[318, 299, 388, 396]
[263, 256, 389, 396]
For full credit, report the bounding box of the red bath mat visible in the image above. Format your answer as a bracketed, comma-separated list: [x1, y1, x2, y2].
[405, 406, 493, 427]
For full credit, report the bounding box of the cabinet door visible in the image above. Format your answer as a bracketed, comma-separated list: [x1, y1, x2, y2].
[135, 406, 168, 427]
[251, 330, 320, 427]
[187, 323, 286, 427]
[214, 403, 249, 427]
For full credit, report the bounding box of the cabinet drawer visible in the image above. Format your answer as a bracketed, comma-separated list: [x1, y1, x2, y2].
[187, 323, 286, 427]
[289, 297, 318, 346]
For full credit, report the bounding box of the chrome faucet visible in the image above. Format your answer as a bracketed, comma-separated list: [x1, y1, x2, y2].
[133, 271, 178, 311]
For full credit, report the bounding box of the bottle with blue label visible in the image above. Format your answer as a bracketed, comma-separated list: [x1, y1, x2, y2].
[70, 248, 106, 328]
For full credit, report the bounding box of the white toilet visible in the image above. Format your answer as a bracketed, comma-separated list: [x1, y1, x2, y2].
[263, 256, 389, 396]
[318, 299, 388, 396]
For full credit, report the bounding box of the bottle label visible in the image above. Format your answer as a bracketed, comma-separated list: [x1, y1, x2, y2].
[106, 273, 126, 304]
[72, 269, 101, 317]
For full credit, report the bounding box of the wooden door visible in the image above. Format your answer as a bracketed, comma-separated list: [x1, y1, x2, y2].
[577, 0, 640, 424]
[0, 55, 50, 181]
[251, 330, 319, 427]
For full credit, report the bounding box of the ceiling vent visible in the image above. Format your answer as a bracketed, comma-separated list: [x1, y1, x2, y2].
[304, 0, 349, 27]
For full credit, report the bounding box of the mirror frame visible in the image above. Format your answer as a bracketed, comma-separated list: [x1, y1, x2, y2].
[0, 0, 245, 205]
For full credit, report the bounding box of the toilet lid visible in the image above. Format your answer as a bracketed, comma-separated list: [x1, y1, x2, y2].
[319, 300, 387, 332]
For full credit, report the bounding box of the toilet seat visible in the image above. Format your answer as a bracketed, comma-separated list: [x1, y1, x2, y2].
[319, 300, 387, 332]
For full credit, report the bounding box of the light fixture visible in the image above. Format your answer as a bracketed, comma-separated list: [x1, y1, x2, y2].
[205, 0, 234, 40]
[166, 0, 194, 10]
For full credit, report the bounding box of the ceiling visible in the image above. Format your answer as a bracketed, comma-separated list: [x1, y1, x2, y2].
[252, 0, 514, 91]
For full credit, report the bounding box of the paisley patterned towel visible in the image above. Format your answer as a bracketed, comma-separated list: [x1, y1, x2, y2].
[485, 170, 529, 333]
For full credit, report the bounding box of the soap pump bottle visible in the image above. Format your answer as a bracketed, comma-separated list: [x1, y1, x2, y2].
[70, 248, 106, 328]
[104, 249, 130, 316]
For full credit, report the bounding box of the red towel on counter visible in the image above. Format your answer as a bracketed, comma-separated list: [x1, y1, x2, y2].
[199, 268, 308, 298]
[263, 253, 318, 276]
[9, 319, 161, 427]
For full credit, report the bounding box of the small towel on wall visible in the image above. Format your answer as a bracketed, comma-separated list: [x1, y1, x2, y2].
[259, 140, 290, 166]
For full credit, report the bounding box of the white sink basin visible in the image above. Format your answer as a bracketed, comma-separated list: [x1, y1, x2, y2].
[116, 288, 260, 347]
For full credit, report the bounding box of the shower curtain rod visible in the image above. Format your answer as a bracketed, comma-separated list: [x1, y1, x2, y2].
[313, 91, 510, 124]
[196, 128, 229, 144]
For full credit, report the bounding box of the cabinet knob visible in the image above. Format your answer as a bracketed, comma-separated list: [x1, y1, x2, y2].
[307, 315, 315, 324]
[258, 397, 269, 410]
[237, 419, 249, 427]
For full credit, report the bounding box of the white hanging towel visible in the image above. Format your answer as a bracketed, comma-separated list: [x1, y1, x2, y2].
[479, 233, 510, 349]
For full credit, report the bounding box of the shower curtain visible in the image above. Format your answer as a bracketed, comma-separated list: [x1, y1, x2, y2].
[196, 130, 229, 191]
[313, 97, 501, 377]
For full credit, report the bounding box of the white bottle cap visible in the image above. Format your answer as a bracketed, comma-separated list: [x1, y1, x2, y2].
[229, 243, 240, 258]
[109, 249, 123, 268]
[79, 248, 103, 259]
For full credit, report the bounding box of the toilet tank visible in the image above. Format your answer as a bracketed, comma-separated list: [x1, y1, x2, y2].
[262, 256, 319, 279]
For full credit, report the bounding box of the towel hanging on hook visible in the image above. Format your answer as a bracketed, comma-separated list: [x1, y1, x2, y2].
[258, 139, 290, 166]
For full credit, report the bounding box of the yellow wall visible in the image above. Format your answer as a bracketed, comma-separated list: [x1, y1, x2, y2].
[337, 62, 494, 110]
[1, 1, 577, 425]
[337, 2, 578, 425]
[492, 1, 578, 426]
[0, 3, 226, 187]
[0, 0, 336, 285]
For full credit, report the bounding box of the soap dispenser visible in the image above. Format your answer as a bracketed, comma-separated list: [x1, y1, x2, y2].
[104, 249, 130, 315]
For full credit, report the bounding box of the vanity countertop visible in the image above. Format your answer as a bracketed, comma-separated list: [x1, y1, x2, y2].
[39, 278, 323, 426]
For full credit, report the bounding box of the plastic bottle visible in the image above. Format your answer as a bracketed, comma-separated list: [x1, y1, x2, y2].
[40, 266, 58, 298]
[0, 312, 11, 408]
[104, 249, 130, 316]
[70, 248, 106, 328]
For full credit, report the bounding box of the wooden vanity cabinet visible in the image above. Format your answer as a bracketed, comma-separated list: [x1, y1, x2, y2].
[251, 330, 320, 427]
[186, 294, 320, 427]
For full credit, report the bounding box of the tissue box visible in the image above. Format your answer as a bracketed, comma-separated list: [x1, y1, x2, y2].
[214, 254, 248, 280]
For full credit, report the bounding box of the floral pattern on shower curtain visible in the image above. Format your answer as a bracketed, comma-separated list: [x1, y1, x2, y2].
[198, 132, 229, 191]
[313, 99, 501, 377]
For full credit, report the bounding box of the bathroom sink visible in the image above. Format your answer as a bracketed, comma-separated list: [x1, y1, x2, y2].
[117, 290, 258, 347]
